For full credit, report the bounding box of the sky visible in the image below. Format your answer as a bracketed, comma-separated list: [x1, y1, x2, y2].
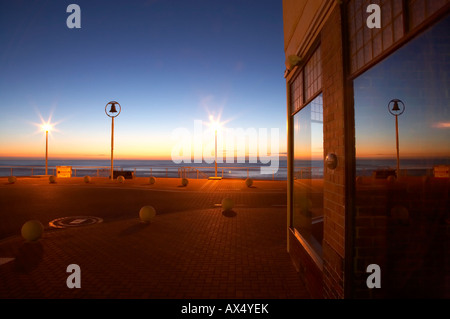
[0, 0, 287, 160]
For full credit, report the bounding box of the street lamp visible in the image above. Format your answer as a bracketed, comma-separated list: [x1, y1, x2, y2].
[105, 101, 121, 180]
[388, 99, 405, 178]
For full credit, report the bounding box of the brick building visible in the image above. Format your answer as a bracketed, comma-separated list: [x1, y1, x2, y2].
[283, 0, 450, 298]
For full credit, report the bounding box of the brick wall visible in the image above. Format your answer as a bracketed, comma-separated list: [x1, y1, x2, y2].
[321, 4, 346, 299]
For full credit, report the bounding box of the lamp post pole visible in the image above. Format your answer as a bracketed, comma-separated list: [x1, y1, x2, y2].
[215, 128, 218, 178]
[105, 101, 121, 181]
[395, 114, 400, 178]
[388, 99, 405, 178]
[45, 130, 48, 175]
[111, 116, 114, 181]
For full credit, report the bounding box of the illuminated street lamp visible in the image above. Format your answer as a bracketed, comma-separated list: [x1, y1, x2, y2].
[42, 123, 52, 175]
[388, 99, 405, 178]
[105, 101, 121, 180]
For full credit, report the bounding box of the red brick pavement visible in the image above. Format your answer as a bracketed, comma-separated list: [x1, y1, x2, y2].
[0, 177, 311, 299]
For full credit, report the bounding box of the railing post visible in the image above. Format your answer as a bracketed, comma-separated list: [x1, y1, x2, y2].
[97, 169, 99, 177]
[31, 168, 34, 176]
[10, 168, 13, 176]
[166, 167, 168, 177]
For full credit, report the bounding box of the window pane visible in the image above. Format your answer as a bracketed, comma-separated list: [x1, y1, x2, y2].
[290, 71, 303, 115]
[305, 46, 322, 101]
[293, 94, 324, 256]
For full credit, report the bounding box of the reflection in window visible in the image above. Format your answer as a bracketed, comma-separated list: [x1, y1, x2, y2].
[353, 15, 449, 298]
[293, 94, 323, 256]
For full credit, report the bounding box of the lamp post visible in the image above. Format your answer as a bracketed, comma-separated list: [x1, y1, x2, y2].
[45, 129, 48, 175]
[105, 101, 121, 180]
[42, 124, 52, 175]
[388, 99, 405, 178]
[208, 116, 222, 180]
[215, 127, 218, 178]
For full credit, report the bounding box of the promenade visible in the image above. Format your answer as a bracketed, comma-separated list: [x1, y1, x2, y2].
[0, 176, 311, 299]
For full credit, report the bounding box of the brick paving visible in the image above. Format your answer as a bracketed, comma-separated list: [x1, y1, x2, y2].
[0, 177, 311, 299]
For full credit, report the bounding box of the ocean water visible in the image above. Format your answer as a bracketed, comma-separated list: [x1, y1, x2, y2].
[0, 158, 448, 179]
[0, 159, 288, 180]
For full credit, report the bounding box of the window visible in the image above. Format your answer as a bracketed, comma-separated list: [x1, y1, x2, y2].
[293, 94, 324, 256]
[353, 14, 450, 298]
[347, 0, 449, 76]
[290, 45, 323, 257]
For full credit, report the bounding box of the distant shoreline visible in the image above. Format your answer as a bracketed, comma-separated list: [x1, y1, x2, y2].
[0, 158, 448, 179]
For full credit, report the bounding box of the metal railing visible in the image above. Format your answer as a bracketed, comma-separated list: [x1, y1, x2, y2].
[0, 166, 111, 177]
[293, 167, 323, 180]
[0, 165, 289, 180]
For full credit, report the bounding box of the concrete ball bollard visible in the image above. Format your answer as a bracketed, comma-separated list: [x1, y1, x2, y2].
[181, 178, 189, 187]
[387, 175, 396, 183]
[49, 175, 56, 183]
[8, 176, 17, 184]
[245, 178, 253, 187]
[139, 206, 156, 222]
[221, 198, 234, 211]
[83, 175, 91, 183]
[149, 176, 156, 185]
[390, 205, 409, 222]
[117, 176, 125, 183]
[21, 220, 44, 242]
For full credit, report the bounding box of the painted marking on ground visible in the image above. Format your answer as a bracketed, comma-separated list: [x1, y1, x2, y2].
[70, 219, 87, 224]
[49, 216, 103, 228]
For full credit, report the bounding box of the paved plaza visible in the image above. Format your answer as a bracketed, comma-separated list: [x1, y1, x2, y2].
[0, 176, 311, 299]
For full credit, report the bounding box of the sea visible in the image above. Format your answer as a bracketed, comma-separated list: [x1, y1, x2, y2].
[0, 158, 448, 180]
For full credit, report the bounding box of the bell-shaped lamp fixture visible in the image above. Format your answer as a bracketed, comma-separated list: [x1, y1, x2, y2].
[109, 102, 118, 113]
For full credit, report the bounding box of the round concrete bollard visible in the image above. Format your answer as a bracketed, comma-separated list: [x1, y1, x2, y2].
[149, 176, 156, 185]
[181, 178, 189, 187]
[49, 175, 56, 183]
[21, 220, 44, 242]
[139, 206, 156, 222]
[390, 205, 409, 222]
[8, 176, 17, 184]
[387, 175, 396, 183]
[245, 178, 253, 187]
[83, 175, 91, 183]
[117, 176, 125, 183]
[221, 198, 234, 211]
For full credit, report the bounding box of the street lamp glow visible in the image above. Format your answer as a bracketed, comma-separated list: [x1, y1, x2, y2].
[42, 123, 52, 132]
[209, 120, 222, 133]
[207, 115, 224, 180]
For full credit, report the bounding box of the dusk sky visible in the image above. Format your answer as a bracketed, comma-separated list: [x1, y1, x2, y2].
[0, 0, 286, 160]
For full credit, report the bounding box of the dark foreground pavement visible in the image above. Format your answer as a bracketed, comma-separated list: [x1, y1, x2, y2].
[0, 177, 311, 299]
